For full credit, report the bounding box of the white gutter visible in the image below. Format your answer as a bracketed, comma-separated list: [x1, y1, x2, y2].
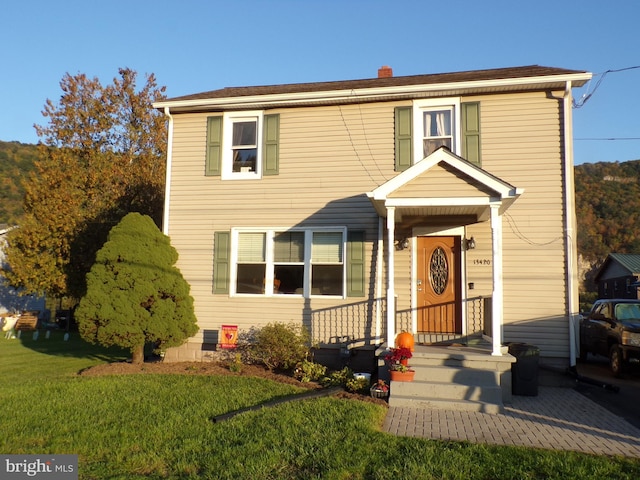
[563, 81, 580, 367]
[154, 73, 592, 111]
[162, 107, 174, 235]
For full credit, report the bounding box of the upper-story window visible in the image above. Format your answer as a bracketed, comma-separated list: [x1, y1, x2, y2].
[223, 112, 263, 179]
[231, 119, 258, 173]
[206, 112, 280, 179]
[413, 99, 460, 162]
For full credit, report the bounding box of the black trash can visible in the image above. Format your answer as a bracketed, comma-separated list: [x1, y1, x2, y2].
[508, 343, 540, 396]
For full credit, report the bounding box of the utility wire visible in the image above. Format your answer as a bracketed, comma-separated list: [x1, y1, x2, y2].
[573, 65, 640, 108]
[575, 137, 640, 141]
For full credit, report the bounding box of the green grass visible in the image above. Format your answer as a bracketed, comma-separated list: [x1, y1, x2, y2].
[1, 333, 640, 479]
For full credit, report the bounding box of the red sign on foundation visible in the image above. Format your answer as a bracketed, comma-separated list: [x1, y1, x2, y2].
[220, 325, 238, 349]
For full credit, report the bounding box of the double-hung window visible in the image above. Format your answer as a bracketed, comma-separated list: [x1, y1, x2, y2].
[413, 99, 460, 161]
[233, 228, 346, 297]
[223, 111, 263, 179]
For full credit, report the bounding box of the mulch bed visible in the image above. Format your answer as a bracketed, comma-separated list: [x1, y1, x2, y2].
[79, 361, 388, 406]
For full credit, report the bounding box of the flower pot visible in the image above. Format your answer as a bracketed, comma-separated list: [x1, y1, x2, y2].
[400, 358, 408, 367]
[390, 370, 415, 382]
[370, 387, 389, 399]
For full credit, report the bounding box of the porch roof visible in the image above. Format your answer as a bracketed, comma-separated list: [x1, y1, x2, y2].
[366, 148, 523, 223]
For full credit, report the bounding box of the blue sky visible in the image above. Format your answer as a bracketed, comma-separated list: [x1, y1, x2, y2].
[2, 0, 639, 164]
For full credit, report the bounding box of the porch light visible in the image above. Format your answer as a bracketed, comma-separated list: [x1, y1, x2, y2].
[395, 238, 410, 250]
[465, 237, 476, 250]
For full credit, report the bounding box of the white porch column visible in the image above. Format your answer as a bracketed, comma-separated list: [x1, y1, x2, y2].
[386, 207, 396, 346]
[490, 204, 504, 356]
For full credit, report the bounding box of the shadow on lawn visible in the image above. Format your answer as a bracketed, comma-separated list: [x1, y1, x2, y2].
[15, 329, 129, 363]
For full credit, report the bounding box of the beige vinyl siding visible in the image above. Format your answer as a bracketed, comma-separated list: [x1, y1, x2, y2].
[470, 90, 569, 357]
[167, 104, 396, 345]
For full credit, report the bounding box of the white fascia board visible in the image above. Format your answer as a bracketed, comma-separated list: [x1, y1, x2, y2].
[154, 72, 593, 110]
[384, 197, 498, 207]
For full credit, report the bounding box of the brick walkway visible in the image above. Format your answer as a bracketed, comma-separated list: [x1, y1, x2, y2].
[382, 386, 640, 458]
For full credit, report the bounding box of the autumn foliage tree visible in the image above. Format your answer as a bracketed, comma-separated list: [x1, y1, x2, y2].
[75, 213, 198, 364]
[2, 68, 167, 299]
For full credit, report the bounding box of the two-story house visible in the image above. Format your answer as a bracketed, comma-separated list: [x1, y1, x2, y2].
[154, 65, 591, 387]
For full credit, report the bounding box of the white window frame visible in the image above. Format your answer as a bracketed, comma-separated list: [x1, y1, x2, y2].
[412, 98, 461, 163]
[230, 227, 347, 298]
[221, 110, 264, 180]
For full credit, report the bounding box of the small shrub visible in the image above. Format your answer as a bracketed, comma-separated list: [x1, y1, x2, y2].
[294, 360, 327, 382]
[228, 353, 243, 373]
[321, 367, 354, 387]
[250, 322, 310, 371]
[345, 377, 370, 394]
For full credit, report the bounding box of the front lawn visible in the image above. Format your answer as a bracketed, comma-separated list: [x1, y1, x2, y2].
[1, 332, 639, 479]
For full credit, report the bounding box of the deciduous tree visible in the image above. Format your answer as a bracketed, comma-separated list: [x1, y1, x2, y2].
[2, 68, 166, 299]
[75, 213, 198, 364]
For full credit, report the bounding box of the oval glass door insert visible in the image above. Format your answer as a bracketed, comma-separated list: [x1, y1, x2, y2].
[429, 246, 449, 295]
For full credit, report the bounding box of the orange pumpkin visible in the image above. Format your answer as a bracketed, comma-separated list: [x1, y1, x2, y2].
[395, 331, 415, 352]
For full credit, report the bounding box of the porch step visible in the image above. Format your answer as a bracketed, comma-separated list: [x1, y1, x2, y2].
[388, 395, 503, 415]
[378, 344, 516, 415]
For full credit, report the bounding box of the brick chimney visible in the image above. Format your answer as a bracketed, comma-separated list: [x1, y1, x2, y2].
[377, 65, 393, 78]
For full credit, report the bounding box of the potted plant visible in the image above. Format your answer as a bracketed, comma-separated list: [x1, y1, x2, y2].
[385, 347, 415, 381]
[370, 379, 390, 399]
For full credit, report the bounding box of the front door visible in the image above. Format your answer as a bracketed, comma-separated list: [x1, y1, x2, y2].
[417, 236, 462, 333]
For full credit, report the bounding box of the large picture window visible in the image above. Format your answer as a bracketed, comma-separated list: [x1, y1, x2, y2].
[232, 228, 346, 297]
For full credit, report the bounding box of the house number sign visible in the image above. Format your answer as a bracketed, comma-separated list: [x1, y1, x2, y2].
[473, 259, 492, 265]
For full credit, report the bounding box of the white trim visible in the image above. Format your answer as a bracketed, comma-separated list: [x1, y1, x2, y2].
[490, 205, 504, 356]
[385, 197, 500, 208]
[162, 107, 173, 235]
[386, 208, 396, 346]
[563, 81, 580, 366]
[154, 72, 592, 111]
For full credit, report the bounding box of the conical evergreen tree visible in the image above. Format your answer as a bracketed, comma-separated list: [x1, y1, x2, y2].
[76, 212, 198, 363]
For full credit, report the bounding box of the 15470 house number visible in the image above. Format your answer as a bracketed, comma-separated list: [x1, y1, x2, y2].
[473, 259, 491, 265]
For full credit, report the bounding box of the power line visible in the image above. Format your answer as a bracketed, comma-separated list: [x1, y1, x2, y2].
[573, 65, 640, 109]
[575, 137, 640, 141]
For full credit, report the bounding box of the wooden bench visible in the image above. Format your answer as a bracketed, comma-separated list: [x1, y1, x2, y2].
[15, 312, 39, 331]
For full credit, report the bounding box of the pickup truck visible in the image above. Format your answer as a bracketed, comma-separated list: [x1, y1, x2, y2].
[579, 299, 640, 376]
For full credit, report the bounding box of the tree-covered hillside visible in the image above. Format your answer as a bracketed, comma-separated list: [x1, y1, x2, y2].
[575, 159, 640, 263]
[0, 141, 38, 225]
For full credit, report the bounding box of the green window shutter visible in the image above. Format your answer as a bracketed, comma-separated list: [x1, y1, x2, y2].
[394, 106, 412, 172]
[205, 116, 223, 176]
[262, 114, 280, 175]
[461, 102, 481, 166]
[213, 231, 230, 294]
[347, 230, 366, 297]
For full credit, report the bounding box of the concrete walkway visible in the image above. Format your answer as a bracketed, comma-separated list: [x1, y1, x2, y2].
[383, 386, 640, 458]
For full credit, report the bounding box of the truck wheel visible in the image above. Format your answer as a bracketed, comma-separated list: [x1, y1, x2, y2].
[610, 344, 624, 377]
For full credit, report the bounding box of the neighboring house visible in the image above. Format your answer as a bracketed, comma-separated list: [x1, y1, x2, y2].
[154, 65, 591, 368]
[0, 226, 46, 316]
[594, 253, 640, 299]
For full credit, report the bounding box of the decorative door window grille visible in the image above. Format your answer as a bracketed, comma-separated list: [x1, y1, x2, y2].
[429, 246, 449, 295]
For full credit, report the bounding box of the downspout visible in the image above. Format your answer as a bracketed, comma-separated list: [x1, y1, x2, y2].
[563, 81, 580, 366]
[162, 107, 174, 236]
